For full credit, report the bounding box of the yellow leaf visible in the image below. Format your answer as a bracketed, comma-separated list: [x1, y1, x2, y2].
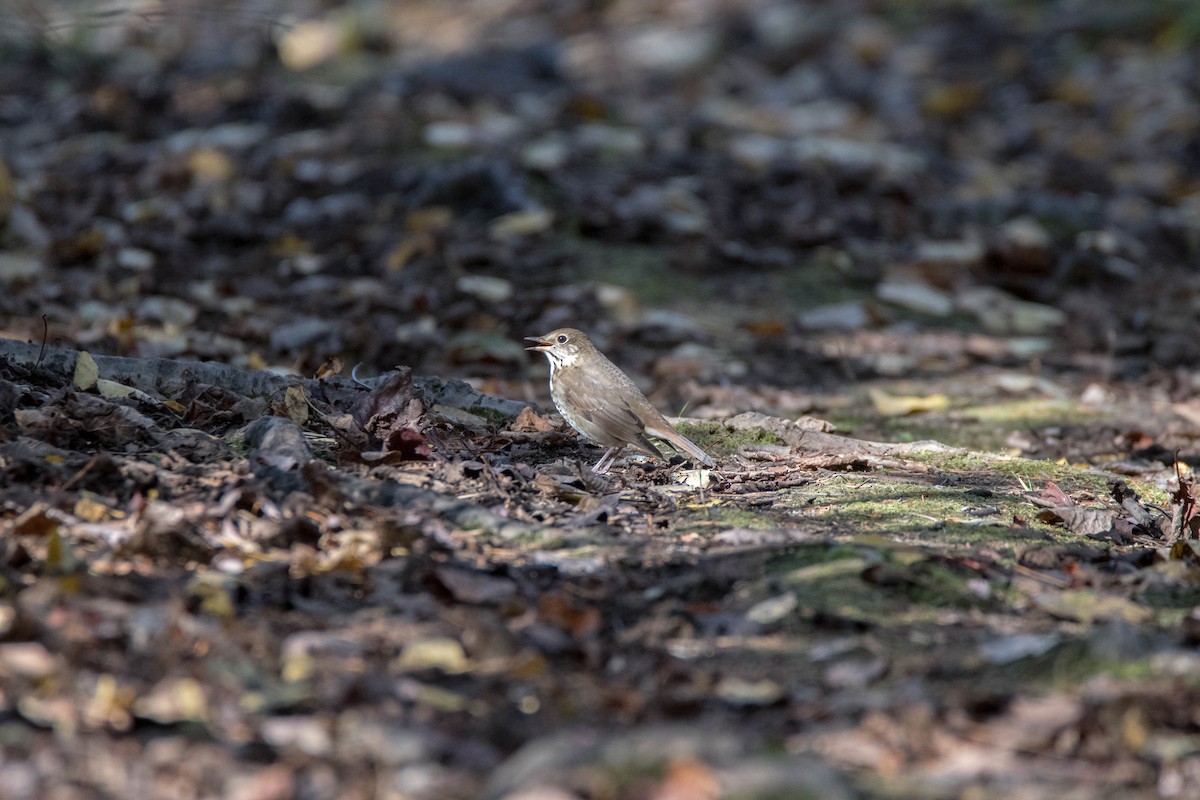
[74, 493, 122, 522]
[133, 677, 209, 724]
[84, 673, 135, 731]
[922, 81, 984, 116]
[271, 232, 310, 257]
[405, 207, 453, 234]
[46, 527, 78, 574]
[503, 650, 548, 679]
[403, 681, 468, 712]
[394, 637, 470, 674]
[73, 351, 99, 391]
[187, 148, 235, 183]
[386, 238, 421, 271]
[868, 387, 950, 417]
[285, 385, 309, 427]
[282, 652, 314, 683]
[187, 573, 237, 619]
[96, 379, 134, 399]
[489, 208, 554, 239]
[277, 18, 344, 70]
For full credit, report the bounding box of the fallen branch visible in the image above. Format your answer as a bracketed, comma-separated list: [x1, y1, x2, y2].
[0, 336, 530, 418]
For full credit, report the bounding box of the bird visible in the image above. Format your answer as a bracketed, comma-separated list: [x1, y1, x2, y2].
[525, 328, 714, 474]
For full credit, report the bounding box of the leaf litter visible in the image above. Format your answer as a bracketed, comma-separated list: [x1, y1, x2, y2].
[3, 1, 1200, 798]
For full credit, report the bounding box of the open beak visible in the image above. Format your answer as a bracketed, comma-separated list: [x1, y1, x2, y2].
[524, 336, 552, 351]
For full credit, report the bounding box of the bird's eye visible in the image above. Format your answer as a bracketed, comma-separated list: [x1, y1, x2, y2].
[556, 334, 568, 344]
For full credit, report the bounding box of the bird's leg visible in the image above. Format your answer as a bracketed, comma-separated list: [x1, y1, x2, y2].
[592, 446, 620, 474]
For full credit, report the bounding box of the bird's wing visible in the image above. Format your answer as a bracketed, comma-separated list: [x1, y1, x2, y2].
[560, 381, 663, 460]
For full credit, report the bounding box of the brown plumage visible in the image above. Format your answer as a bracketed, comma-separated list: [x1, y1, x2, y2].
[525, 328, 714, 473]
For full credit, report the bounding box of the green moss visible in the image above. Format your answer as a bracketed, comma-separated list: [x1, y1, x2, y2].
[971, 638, 1160, 694]
[675, 421, 785, 457]
[224, 430, 249, 456]
[764, 544, 867, 572]
[556, 238, 705, 305]
[683, 504, 778, 530]
[875, 559, 994, 610]
[555, 237, 868, 313]
[1135, 581, 1200, 610]
[726, 789, 824, 800]
[778, 249, 866, 310]
[922, 451, 1116, 494]
[830, 396, 1108, 454]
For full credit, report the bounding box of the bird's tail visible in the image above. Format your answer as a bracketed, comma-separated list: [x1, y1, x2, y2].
[652, 424, 714, 467]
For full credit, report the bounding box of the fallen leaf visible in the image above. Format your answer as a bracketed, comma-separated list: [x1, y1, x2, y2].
[508, 406, 557, 433]
[284, 385, 309, 427]
[652, 758, 720, 800]
[82, 673, 135, 731]
[868, 387, 950, 416]
[434, 565, 518, 604]
[746, 592, 797, 625]
[489, 208, 554, 239]
[350, 368, 423, 441]
[187, 147, 236, 183]
[74, 493, 122, 522]
[1036, 505, 1116, 536]
[73, 351, 99, 391]
[714, 676, 785, 706]
[260, 714, 333, 756]
[1028, 481, 1074, 509]
[978, 633, 1062, 664]
[10, 502, 58, 536]
[393, 637, 471, 674]
[676, 469, 714, 489]
[456, 274, 513, 303]
[133, 677, 209, 724]
[395, 679, 471, 712]
[277, 19, 344, 70]
[0, 642, 59, 679]
[405, 207, 453, 234]
[314, 356, 342, 380]
[538, 592, 601, 641]
[876, 279, 954, 316]
[384, 427, 431, 461]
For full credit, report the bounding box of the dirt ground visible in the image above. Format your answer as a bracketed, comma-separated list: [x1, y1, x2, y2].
[2, 1, 1200, 798]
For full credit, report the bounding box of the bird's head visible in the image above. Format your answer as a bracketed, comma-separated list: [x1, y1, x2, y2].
[524, 328, 591, 370]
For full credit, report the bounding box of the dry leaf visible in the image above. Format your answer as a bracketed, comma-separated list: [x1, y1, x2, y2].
[284, 385, 309, 427]
[868, 387, 950, 416]
[394, 638, 471, 674]
[73, 351, 99, 391]
[489, 208, 554, 239]
[508, 406, 557, 433]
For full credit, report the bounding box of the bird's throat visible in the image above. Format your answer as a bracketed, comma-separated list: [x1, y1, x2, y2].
[545, 349, 576, 377]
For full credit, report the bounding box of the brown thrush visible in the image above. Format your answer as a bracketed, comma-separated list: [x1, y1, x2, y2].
[525, 328, 714, 473]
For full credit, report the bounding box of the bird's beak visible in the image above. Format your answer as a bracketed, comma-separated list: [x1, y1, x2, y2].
[524, 336, 552, 351]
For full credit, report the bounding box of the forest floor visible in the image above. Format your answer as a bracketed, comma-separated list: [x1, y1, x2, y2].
[2, 1, 1200, 798]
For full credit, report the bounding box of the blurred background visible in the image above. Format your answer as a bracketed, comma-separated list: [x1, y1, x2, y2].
[2, 0, 1199, 454]
[7, 4, 1200, 799]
